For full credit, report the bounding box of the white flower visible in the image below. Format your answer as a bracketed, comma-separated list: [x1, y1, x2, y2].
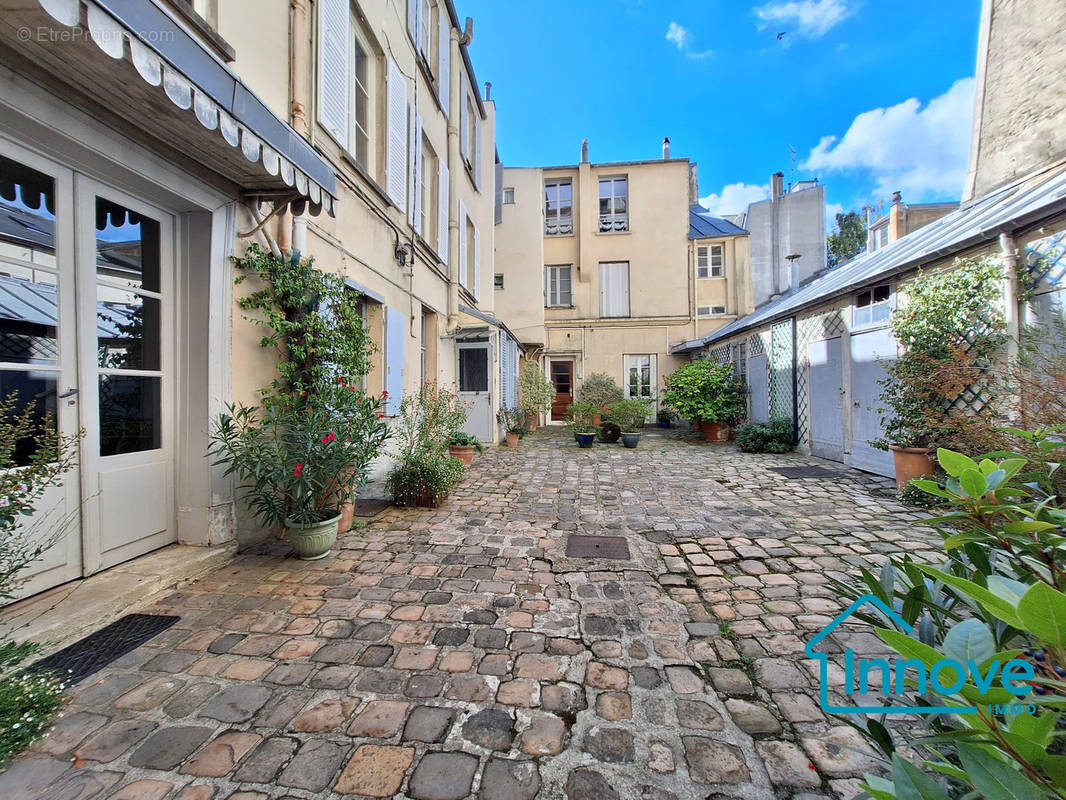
[0, 497, 8, 507]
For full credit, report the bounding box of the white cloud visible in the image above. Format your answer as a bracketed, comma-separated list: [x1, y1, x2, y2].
[802, 78, 975, 201]
[666, 21, 712, 59]
[699, 182, 771, 216]
[755, 0, 854, 38]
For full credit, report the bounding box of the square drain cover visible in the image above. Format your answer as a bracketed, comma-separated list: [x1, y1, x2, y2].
[32, 613, 180, 685]
[566, 535, 631, 560]
[769, 466, 841, 479]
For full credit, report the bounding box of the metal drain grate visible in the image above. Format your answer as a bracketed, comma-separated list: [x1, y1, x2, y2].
[769, 466, 841, 479]
[566, 535, 631, 560]
[32, 613, 180, 685]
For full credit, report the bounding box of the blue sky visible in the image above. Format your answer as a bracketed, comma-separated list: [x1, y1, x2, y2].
[459, 0, 982, 230]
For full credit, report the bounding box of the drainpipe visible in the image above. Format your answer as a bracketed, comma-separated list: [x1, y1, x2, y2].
[999, 232, 1021, 394]
[446, 21, 468, 333]
[282, 0, 312, 256]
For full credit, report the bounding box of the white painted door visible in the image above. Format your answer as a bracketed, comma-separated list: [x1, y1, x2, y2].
[76, 178, 176, 572]
[847, 328, 895, 477]
[458, 341, 492, 442]
[808, 338, 844, 460]
[624, 354, 656, 418]
[746, 354, 769, 423]
[0, 145, 82, 598]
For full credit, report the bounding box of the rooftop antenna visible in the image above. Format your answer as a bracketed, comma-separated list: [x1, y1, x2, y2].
[787, 144, 798, 186]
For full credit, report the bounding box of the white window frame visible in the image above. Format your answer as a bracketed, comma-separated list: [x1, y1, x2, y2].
[349, 29, 371, 169]
[852, 283, 893, 330]
[710, 305, 727, 316]
[503, 187, 515, 204]
[544, 178, 573, 236]
[545, 265, 572, 307]
[697, 244, 725, 278]
[599, 261, 630, 318]
[598, 176, 628, 233]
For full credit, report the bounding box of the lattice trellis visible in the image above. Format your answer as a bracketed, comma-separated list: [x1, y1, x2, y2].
[707, 343, 731, 365]
[794, 309, 847, 446]
[769, 319, 795, 422]
[749, 331, 767, 357]
[1026, 230, 1066, 291]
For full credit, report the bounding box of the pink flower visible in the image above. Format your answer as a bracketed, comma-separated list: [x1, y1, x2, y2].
[293, 463, 303, 477]
[381, 390, 389, 398]
[378, 413, 386, 419]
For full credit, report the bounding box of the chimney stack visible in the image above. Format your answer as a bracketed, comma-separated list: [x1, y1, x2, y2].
[484, 82, 492, 101]
[662, 137, 670, 159]
[688, 163, 699, 205]
[581, 138, 589, 163]
[770, 172, 784, 201]
[888, 191, 907, 243]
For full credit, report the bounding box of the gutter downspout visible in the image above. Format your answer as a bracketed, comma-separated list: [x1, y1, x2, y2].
[283, 0, 312, 255]
[998, 232, 1022, 421]
[446, 22, 466, 333]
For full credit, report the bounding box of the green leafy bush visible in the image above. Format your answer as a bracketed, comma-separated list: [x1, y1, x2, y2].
[386, 454, 465, 508]
[518, 363, 555, 416]
[447, 432, 484, 452]
[496, 407, 525, 434]
[662, 360, 746, 425]
[605, 398, 651, 432]
[735, 417, 793, 453]
[581, 373, 624, 409]
[564, 401, 600, 434]
[832, 436, 1066, 798]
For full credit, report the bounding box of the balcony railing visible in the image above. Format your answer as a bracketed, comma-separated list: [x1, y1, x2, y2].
[599, 213, 628, 233]
[545, 217, 573, 236]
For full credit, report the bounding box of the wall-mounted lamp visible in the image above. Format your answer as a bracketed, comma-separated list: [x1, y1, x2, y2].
[395, 242, 414, 268]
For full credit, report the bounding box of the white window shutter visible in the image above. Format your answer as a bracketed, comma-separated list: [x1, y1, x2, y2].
[317, 0, 349, 146]
[473, 114, 482, 189]
[407, 0, 418, 43]
[409, 107, 422, 231]
[472, 225, 481, 301]
[459, 83, 470, 161]
[438, 9, 450, 115]
[458, 199, 467, 287]
[386, 58, 408, 209]
[437, 161, 449, 262]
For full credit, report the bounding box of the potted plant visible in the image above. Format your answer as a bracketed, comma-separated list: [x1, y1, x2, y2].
[518, 363, 555, 431]
[871, 258, 1007, 488]
[497, 407, 525, 447]
[656, 406, 677, 429]
[211, 246, 388, 557]
[565, 400, 600, 446]
[447, 432, 483, 465]
[386, 453, 465, 507]
[580, 372, 624, 426]
[607, 398, 652, 448]
[662, 360, 746, 442]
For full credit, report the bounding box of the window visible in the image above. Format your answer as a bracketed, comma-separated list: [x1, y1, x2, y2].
[503, 187, 515, 204]
[544, 179, 572, 235]
[599, 262, 630, 317]
[420, 308, 437, 385]
[698, 244, 724, 278]
[419, 134, 438, 244]
[465, 94, 477, 168]
[853, 284, 891, 328]
[459, 345, 489, 392]
[545, 265, 572, 307]
[878, 227, 888, 248]
[599, 176, 628, 232]
[494, 274, 504, 289]
[711, 305, 726, 316]
[420, 308, 428, 385]
[465, 216, 476, 289]
[350, 34, 371, 167]
[697, 305, 726, 316]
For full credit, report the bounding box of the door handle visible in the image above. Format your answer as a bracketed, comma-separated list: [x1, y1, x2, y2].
[59, 388, 79, 399]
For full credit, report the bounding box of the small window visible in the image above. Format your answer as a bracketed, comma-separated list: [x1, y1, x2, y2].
[697, 305, 711, 316]
[503, 187, 515, 204]
[494, 274, 504, 289]
[853, 284, 892, 328]
[697, 244, 725, 278]
[546, 265, 572, 307]
[698, 305, 727, 317]
[711, 305, 726, 315]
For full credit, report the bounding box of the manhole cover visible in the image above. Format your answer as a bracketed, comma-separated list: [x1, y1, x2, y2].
[32, 613, 180, 685]
[769, 466, 841, 479]
[566, 535, 631, 560]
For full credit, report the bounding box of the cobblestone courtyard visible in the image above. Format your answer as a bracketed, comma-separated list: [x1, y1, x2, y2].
[5, 426, 944, 800]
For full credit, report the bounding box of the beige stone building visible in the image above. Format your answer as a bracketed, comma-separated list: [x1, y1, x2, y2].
[494, 141, 752, 421]
[866, 192, 957, 253]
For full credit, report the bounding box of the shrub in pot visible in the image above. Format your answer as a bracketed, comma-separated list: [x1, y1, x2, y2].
[607, 398, 652, 448]
[736, 416, 794, 453]
[656, 406, 678, 429]
[518, 363, 555, 430]
[566, 401, 600, 441]
[496, 407, 525, 447]
[386, 453, 465, 508]
[871, 257, 1006, 488]
[447, 432, 483, 466]
[581, 372, 624, 424]
[662, 360, 746, 441]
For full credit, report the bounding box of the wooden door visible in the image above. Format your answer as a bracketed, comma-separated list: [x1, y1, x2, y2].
[549, 361, 572, 421]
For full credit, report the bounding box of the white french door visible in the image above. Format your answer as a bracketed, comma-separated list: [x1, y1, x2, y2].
[75, 177, 176, 573]
[624, 354, 657, 418]
[0, 143, 177, 600]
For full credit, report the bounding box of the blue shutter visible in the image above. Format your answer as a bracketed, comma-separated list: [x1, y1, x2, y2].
[386, 307, 405, 415]
[500, 335, 518, 410]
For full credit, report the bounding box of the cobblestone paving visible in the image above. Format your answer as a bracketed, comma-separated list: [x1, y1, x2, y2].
[6, 426, 944, 799]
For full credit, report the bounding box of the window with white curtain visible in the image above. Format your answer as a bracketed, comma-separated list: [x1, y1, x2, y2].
[545, 265, 572, 307]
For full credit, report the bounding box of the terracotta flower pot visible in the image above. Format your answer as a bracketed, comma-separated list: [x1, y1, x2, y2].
[505, 432, 519, 448]
[525, 413, 538, 432]
[448, 444, 476, 466]
[700, 420, 728, 442]
[325, 472, 356, 534]
[592, 413, 603, 427]
[889, 445, 936, 490]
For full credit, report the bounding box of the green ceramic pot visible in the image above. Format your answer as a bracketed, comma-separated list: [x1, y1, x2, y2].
[285, 511, 340, 560]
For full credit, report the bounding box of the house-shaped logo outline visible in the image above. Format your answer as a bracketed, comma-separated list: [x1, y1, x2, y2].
[805, 593, 977, 715]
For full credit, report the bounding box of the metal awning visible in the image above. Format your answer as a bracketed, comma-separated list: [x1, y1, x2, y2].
[1, 0, 336, 215]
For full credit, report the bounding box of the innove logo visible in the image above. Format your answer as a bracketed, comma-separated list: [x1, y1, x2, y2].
[805, 595, 1037, 715]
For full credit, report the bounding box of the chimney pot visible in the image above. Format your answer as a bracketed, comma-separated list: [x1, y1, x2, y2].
[770, 172, 784, 201]
[581, 138, 589, 163]
[662, 137, 670, 159]
[484, 82, 492, 101]
[892, 190, 902, 204]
